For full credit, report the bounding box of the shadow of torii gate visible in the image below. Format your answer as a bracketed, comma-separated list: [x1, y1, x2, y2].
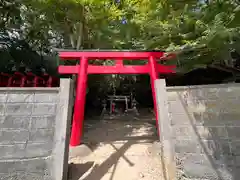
[58, 50, 176, 147]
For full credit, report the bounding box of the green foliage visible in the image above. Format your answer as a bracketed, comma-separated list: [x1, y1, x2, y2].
[1, 0, 240, 88]
[0, 0, 22, 30]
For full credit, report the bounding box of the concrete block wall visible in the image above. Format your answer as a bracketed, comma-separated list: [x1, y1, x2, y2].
[155, 80, 240, 180]
[0, 79, 74, 180]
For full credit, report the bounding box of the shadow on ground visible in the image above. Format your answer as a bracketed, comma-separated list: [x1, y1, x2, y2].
[68, 162, 95, 180]
[68, 109, 160, 180]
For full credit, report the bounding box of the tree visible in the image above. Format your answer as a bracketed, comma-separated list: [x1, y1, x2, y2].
[1, 0, 240, 81]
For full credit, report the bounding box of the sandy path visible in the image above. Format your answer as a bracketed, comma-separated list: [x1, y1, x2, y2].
[68, 115, 164, 180]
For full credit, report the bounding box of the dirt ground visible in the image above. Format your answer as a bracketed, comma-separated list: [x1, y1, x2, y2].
[68, 113, 164, 180]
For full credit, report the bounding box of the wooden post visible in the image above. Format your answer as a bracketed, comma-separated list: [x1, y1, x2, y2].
[70, 57, 88, 146]
[149, 55, 160, 134]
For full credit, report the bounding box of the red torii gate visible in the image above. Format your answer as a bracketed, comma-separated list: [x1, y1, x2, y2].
[58, 50, 176, 147]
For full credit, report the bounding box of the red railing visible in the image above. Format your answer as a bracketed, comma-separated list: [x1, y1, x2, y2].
[0, 72, 59, 87]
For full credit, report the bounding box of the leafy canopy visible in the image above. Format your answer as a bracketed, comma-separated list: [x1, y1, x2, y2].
[1, 0, 240, 74]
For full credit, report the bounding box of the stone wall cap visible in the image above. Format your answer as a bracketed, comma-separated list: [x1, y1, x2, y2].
[166, 83, 240, 91]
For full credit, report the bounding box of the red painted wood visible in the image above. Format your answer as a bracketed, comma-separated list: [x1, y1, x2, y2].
[58, 64, 176, 74]
[88, 65, 149, 74]
[58, 51, 176, 147]
[115, 59, 123, 67]
[70, 58, 88, 146]
[59, 51, 164, 59]
[149, 56, 160, 136]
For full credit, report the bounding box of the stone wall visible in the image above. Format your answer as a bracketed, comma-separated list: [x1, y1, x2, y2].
[0, 79, 74, 180]
[155, 80, 240, 180]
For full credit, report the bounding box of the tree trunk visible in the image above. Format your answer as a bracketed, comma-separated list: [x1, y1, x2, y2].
[76, 22, 83, 50]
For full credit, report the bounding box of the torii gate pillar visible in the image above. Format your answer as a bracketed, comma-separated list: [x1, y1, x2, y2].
[149, 55, 159, 125]
[70, 57, 88, 146]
